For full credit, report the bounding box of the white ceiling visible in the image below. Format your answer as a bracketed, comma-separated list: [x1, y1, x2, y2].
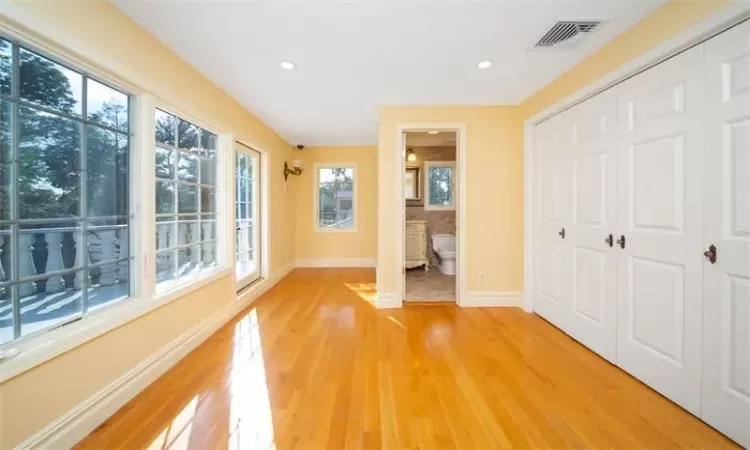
[112, 0, 663, 146]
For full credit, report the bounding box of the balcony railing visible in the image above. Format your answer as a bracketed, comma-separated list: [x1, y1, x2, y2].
[0, 222, 131, 341]
[0, 223, 130, 298]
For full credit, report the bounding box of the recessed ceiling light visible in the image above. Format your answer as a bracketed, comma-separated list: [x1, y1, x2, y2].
[428, 131, 439, 135]
[477, 60, 493, 69]
[280, 61, 296, 70]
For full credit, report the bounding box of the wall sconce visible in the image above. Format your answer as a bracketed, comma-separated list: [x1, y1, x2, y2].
[284, 160, 303, 181]
[406, 149, 417, 162]
[284, 145, 304, 181]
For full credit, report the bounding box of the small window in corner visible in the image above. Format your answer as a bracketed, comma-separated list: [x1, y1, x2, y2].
[315, 164, 357, 232]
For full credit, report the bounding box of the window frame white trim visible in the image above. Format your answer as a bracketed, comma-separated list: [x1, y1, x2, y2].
[150, 100, 232, 295]
[0, 15, 239, 379]
[423, 161, 457, 211]
[0, 32, 141, 353]
[313, 162, 359, 233]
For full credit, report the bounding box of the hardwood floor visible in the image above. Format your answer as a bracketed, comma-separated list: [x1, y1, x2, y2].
[77, 268, 737, 449]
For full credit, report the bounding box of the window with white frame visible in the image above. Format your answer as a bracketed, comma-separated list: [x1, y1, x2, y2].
[0, 38, 133, 344]
[315, 164, 356, 231]
[154, 109, 218, 291]
[424, 161, 456, 211]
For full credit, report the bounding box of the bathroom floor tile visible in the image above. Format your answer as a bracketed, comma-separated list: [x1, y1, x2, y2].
[405, 268, 456, 302]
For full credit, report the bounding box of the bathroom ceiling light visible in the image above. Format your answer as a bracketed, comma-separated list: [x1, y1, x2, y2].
[427, 131, 439, 135]
[477, 60, 493, 69]
[280, 61, 296, 70]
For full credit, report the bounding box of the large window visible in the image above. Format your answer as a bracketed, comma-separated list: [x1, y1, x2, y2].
[235, 143, 260, 290]
[315, 164, 356, 231]
[0, 39, 132, 344]
[424, 161, 455, 211]
[154, 109, 218, 291]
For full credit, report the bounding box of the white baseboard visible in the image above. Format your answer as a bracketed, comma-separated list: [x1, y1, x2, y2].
[461, 291, 524, 308]
[295, 258, 376, 268]
[18, 263, 295, 450]
[375, 292, 402, 309]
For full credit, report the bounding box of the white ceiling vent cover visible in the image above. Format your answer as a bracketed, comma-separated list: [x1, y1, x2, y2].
[534, 21, 603, 48]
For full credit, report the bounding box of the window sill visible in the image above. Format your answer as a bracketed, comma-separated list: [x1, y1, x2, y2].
[0, 267, 232, 383]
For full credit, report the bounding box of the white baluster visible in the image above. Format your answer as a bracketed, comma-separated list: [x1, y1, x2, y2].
[157, 224, 166, 251]
[18, 234, 34, 297]
[74, 232, 84, 290]
[46, 232, 64, 293]
[97, 230, 115, 286]
[157, 224, 172, 280]
[202, 221, 214, 266]
[118, 229, 129, 282]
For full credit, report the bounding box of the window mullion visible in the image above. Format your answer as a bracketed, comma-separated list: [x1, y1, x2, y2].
[219, 135, 234, 272]
[136, 94, 156, 301]
[172, 128, 179, 278]
[10, 42, 20, 339]
[80, 75, 89, 314]
[196, 130, 202, 266]
[251, 153, 261, 278]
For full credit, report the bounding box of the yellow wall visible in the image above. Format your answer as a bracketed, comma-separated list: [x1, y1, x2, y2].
[0, 0, 296, 447]
[377, 106, 525, 295]
[294, 146, 378, 261]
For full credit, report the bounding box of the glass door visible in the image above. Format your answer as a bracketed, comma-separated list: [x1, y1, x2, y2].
[235, 143, 261, 291]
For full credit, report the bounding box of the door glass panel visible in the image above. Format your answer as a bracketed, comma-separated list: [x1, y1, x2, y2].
[235, 143, 260, 291]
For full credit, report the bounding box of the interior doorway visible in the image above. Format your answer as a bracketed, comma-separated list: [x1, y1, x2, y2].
[402, 130, 458, 302]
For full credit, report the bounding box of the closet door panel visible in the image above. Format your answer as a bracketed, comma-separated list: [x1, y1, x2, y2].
[535, 111, 574, 332]
[615, 45, 705, 415]
[569, 88, 618, 361]
[701, 19, 750, 449]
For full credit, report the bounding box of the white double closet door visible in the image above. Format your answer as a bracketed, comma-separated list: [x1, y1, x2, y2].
[534, 18, 750, 447]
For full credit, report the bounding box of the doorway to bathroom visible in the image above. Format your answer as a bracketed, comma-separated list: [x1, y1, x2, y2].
[402, 130, 458, 303]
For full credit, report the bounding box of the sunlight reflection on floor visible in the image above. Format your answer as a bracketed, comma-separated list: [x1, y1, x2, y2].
[229, 310, 276, 449]
[344, 282, 377, 305]
[146, 396, 199, 450]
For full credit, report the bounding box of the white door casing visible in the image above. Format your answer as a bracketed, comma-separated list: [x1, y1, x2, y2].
[568, 88, 619, 362]
[615, 45, 705, 415]
[701, 19, 750, 449]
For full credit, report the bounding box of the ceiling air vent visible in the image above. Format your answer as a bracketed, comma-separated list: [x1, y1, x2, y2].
[534, 21, 602, 48]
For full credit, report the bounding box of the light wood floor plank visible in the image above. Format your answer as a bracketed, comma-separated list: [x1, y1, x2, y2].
[77, 268, 739, 449]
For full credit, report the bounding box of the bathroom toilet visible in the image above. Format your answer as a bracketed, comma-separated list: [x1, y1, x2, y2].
[431, 234, 456, 275]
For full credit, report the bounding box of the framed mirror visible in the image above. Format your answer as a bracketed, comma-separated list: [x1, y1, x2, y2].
[405, 167, 421, 201]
